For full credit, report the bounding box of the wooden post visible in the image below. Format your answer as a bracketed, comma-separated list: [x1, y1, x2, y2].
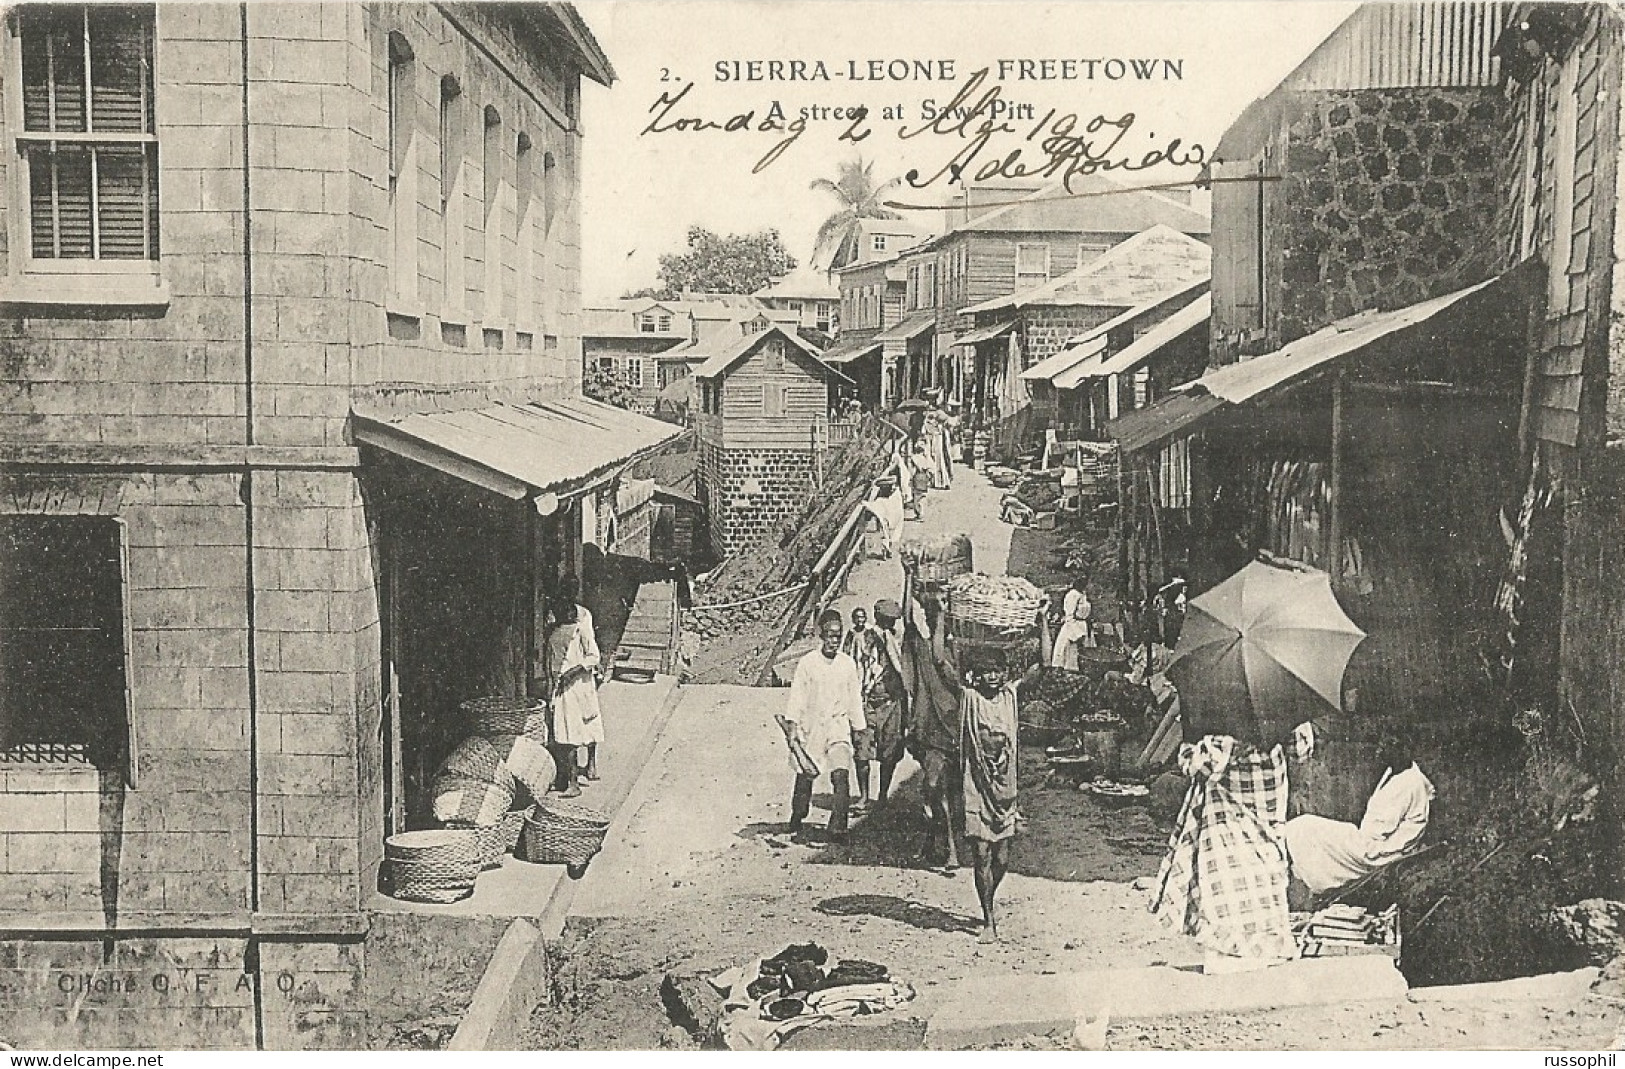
[1328, 372, 1345, 584]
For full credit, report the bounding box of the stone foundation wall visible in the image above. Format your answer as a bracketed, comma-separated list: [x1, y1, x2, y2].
[697, 442, 816, 558]
[1019, 306, 1122, 368]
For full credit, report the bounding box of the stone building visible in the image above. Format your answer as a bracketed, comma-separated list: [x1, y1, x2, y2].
[964, 224, 1212, 437]
[0, 1, 679, 1049]
[693, 327, 851, 557]
[1107, 0, 1538, 817]
[1205, 2, 1511, 365]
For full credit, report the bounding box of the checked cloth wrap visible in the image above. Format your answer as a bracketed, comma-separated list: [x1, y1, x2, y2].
[1148, 734, 1302, 960]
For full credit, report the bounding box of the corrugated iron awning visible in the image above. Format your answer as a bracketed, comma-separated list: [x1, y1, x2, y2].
[353, 397, 684, 501]
[1020, 335, 1108, 383]
[1056, 295, 1211, 389]
[954, 319, 1016, 347]
[875, 312, 936, 343]
[1105, 271, 1516, 453]
[821, 338, 883, 365]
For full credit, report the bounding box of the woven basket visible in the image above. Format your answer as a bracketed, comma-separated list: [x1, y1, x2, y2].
[519, 799, 610, 866]
[946, 573, 1045, 631]
[431, 774, 516, 826]
[387, 858, 478, 904]
[384, 829, 481, 903]
[900, 533, 974, 585]
[461, 696, 551, 739]
[448, 806, 531, 869]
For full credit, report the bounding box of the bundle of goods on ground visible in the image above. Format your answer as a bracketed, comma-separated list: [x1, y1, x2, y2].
[692, 943, 915, 1050]
[1292, 903, 1401, 958]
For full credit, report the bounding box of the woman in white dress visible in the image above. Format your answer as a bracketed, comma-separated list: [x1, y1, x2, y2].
[546, 593, 603, 798]
[1049, 576, 1097, 669]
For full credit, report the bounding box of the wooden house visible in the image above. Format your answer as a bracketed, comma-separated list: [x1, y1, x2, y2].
[692, 327, 853, 557]
[892, 176, 1211, 405]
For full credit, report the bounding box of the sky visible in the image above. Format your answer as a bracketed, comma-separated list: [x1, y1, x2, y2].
[573, 0, 1361, 301]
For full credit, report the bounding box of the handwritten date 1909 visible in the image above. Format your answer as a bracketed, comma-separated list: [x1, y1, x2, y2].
[642, 81, 870, 173]
[639, 67, 1204, 187]
[898, 67, 1206, 189]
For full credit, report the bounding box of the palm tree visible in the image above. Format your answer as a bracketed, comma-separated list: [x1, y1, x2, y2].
[811, 157, 903, 270]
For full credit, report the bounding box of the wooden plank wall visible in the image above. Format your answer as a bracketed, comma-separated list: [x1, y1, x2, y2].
[718, 338, 829, 450]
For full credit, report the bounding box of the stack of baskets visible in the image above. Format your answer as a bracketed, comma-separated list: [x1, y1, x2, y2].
[521, 797, 610, 878]
[461, 695, 551, 739]
[946, 573, 1046, 666]
[900, 533, 974, 590]
[385, 829, 481, 904]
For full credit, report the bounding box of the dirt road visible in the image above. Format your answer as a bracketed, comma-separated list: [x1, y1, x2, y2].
[520, 466, 1624, 1050]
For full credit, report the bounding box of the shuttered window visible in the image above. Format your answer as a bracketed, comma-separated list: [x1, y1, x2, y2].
[1015, 243, 1049, 289]
[21, 5, 159, 261]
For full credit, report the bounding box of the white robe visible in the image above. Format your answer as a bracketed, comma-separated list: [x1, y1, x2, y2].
[1284, 763, 1434, 893]
[548, 605, 604, 747]
[783, 648, 865, 786]
[1049, 588, 1096, 668]
[865, 492, 904, 552]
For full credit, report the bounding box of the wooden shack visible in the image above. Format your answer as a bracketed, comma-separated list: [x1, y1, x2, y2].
[693, 327, 853, 557]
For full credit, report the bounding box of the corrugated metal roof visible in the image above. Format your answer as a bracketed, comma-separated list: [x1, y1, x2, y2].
[1199, 275, 1499, 404]
[1104, 272, 1510, 453]
[875, 311, 937, 343]
[1057, 294, 1212, 389]
[1021, 335, 1109, 383]
[954, 319, 1016, 347]
[1279, 2, 1505, 92]
[354, 397, 685, 500]
[954, 175, 1211, 236]
[962, 225, 1211, 316]
[821, 337, 883, 365]
[1020, 278, 1210, 383]
[1108, 389, 1228, 455]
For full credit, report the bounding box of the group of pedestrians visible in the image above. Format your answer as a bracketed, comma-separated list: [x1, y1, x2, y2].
[779, 588, 1026, 942]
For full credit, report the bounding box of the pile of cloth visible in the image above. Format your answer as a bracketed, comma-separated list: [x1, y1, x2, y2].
[1293, 903, 1399, 956]
[709, 943, 915, 1050]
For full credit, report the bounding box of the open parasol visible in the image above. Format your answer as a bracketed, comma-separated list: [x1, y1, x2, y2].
[1165, 556, 1366, 746]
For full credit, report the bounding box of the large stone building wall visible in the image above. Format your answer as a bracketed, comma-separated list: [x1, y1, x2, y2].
[1273, 87, 1508, 347]
[698, 441, 816, 559]
[0, 1, 595, 1048]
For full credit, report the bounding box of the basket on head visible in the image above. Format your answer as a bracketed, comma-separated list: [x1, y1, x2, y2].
[448, 806, 531, 869]
[460, 696, 551, 740]
[900, 533, 974, 586]
[519, 798, 610, 867]
[946, 573, 1045, 632]
[384, 828, 481, 903]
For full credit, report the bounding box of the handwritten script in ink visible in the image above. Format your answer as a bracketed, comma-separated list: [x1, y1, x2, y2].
[639, 67, 1207, 188]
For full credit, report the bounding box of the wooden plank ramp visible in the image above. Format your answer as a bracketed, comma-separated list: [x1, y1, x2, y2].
[613, 580, 678, 681]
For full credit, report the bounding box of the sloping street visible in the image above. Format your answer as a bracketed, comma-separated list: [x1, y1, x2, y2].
[521, 466, 1625, 1050]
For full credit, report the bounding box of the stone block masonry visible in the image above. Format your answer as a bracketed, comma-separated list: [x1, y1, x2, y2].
[1275, 87, 1507, 344]
[698, 442, 818, 559]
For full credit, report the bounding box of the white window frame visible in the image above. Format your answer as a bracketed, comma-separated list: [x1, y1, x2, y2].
[872, 233, 887, 251]
[624, 356, 644, 389]
[1015, 242, 1050, 289]
[386, 31, 418, 313]
[2, 4, 168, 308]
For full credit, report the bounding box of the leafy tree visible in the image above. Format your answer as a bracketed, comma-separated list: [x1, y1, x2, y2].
[811, 156, 902, 269]
[583, 363, 636, 409]
[651, 226, 797, 297]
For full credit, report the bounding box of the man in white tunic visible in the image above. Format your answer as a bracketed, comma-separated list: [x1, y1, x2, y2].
[782, 610, 865, 840]
[1284, 739, 1434, 895]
